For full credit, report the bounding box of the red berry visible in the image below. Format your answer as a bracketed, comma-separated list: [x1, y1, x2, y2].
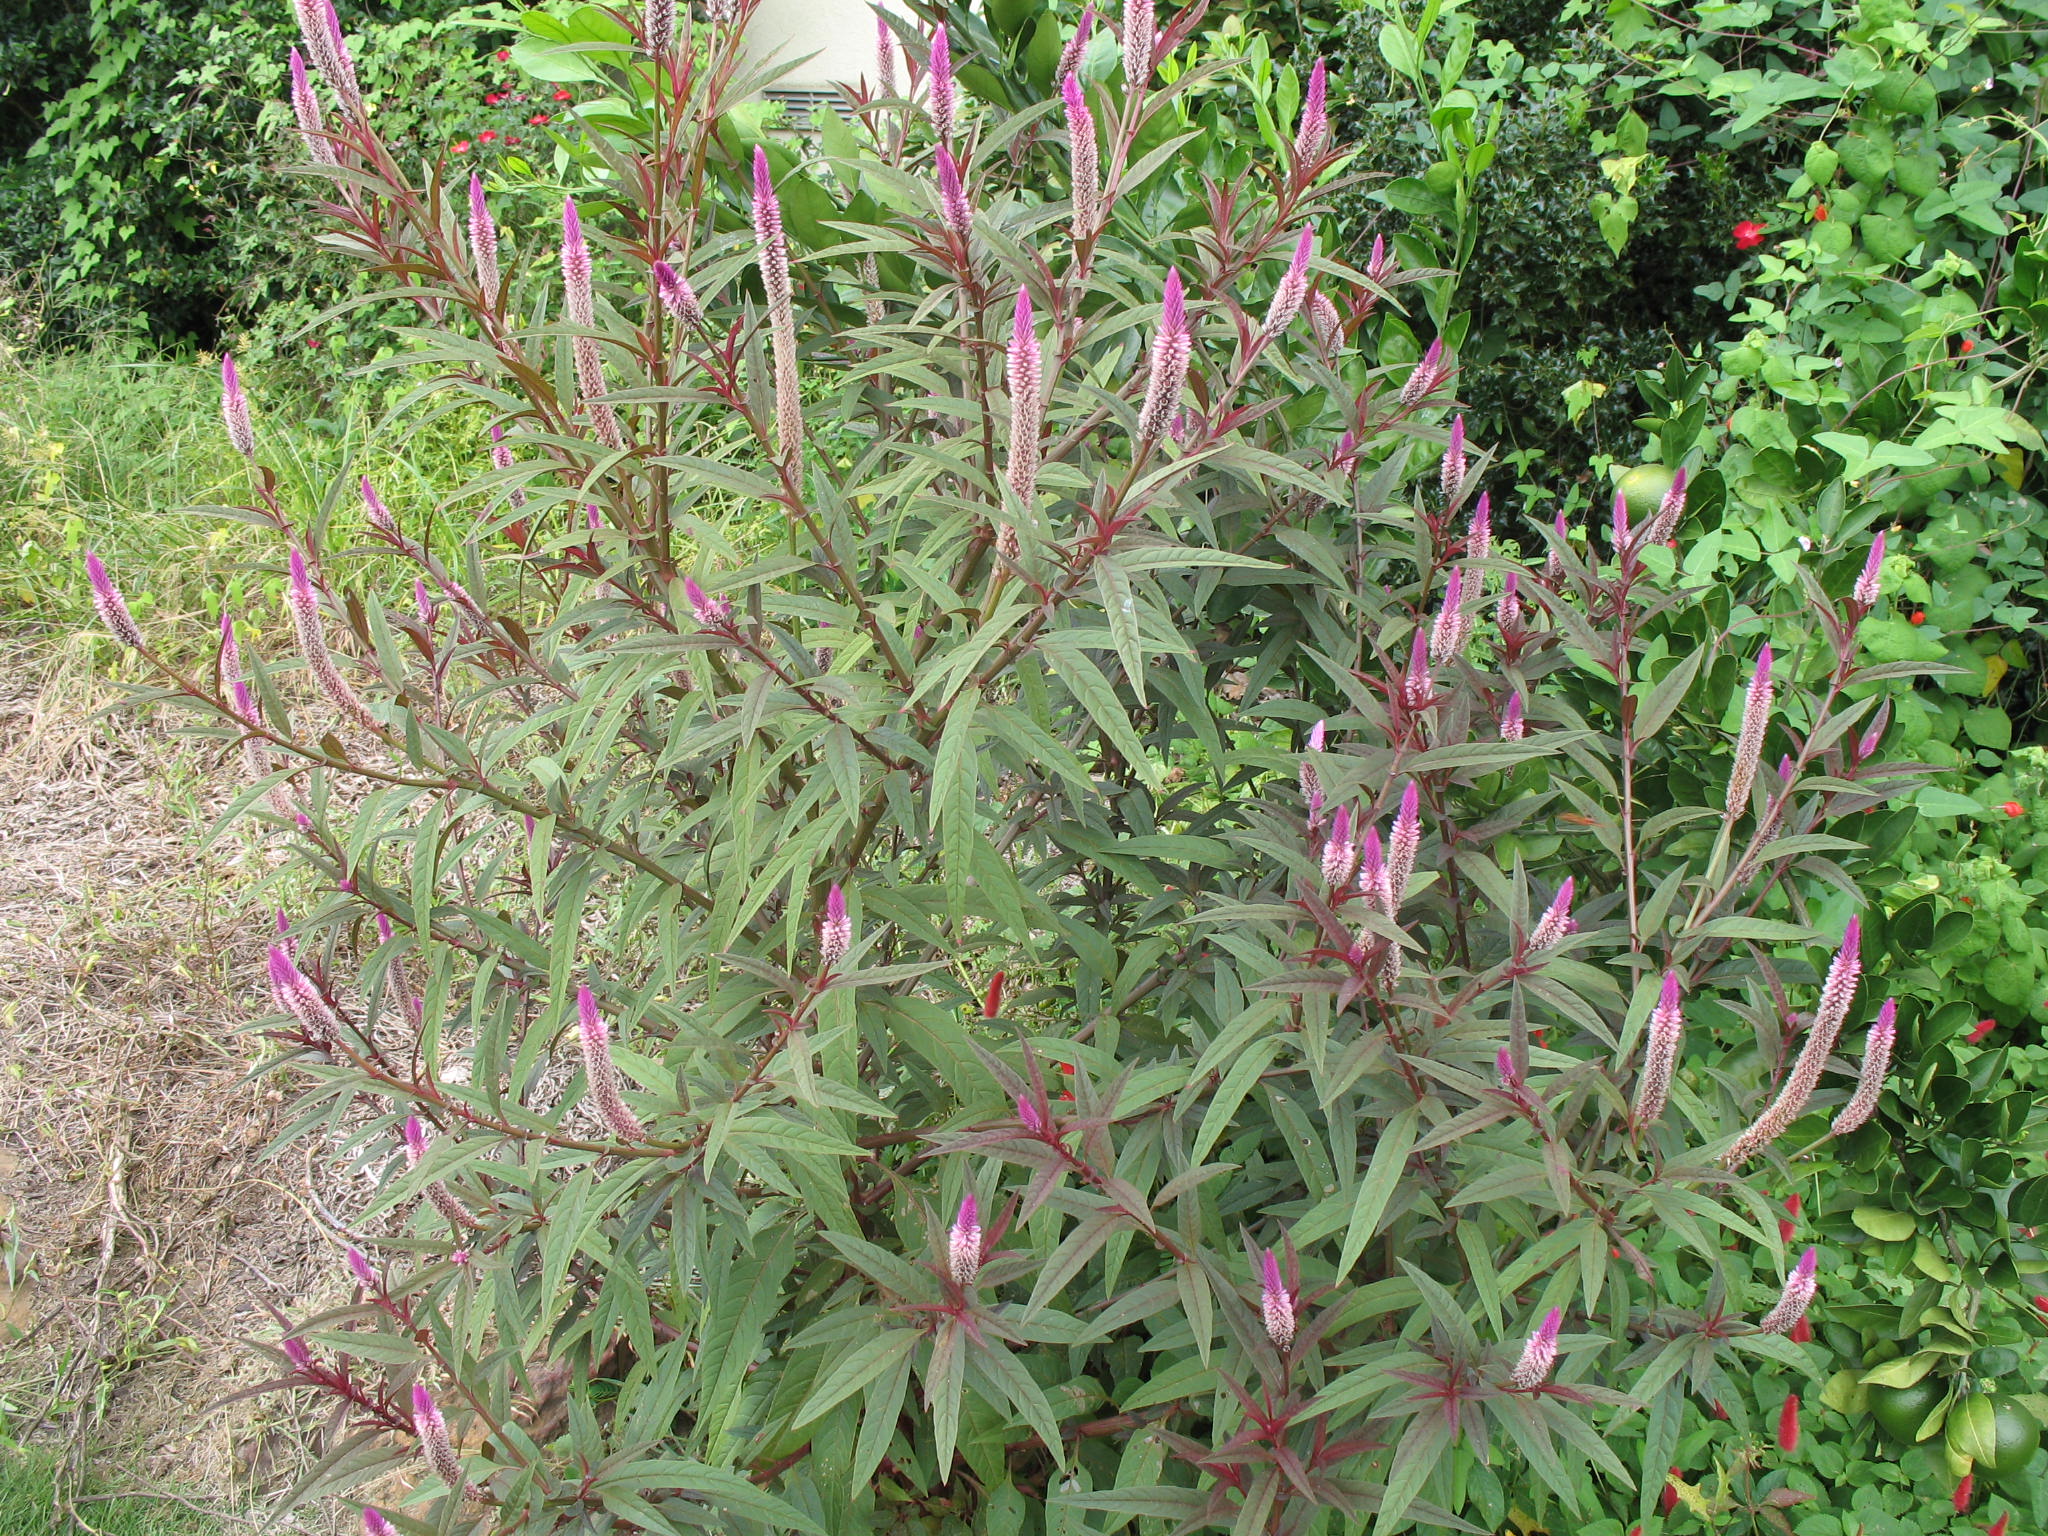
[2002, 801, 2025, 817]
[2031, 1294, 2048, 1311]
[1910, 610, 1927, 624]
[1777, 1392, 1800, 1453]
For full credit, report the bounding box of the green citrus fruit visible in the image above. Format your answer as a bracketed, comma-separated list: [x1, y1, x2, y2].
[1984, 1395, 2041, 1481]
[1869, 1378, 1944, 1443]
[1616, 464, 1678, 520]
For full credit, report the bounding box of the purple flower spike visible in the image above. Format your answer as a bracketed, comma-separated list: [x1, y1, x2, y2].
[1610, 488, 1632, 556]
[935, 144, 972, 241]
[927, 24, 958, 142]
[1724, 919, 1863, 1166]
[948, 1194, 982, 1286]
[1500, 691, 1525, 742]
[751, 147, 801, 464]
[270, 944, 340, 1045]
[1263, 226, 1315, 338]
[360, 476, 396, 536]
[1062, 73, 1099, 236]
[1006, 288, 1043, 502]
[402, 1114, 430, 1165]
[347, 1245, 375, 1287]
[1757, 1247, 1820, 1335]
[1294, 57, 1328, 163]
[288, 48, 336, 166]
[1527, 878, 1575, 952]
[1725, 644, 1774, 822]
[1853, 531, 1885, 609]
[684, 575, 731, 629]
[1310, 291, 1343, 353]
[1466, 490, 1491, 563]
[1634, 970, 1684, 1126]
[820, 882, 853, 966]
[561, 197, 594, 329]
[1365, 234, 1393, 286]
[1428, 568, 1470, 668]
[222, 355, 255, 459]
[411, 1382, 465, 1491]
[363, 1512, 397, 1536]
[1017, 1093, 1044, 1133]
[469, 173, 498, 302]
[875, 13, 897, 96]
[1388, 781, 1421, 909]
[1648, 466, 1688, 545]
[1358, 827, 1390, 915]
[287, 547, 378, 733]
[1831, 997, 1895, 1136]
[1260, 1247, 1294, 1349]
[1056, 5, 1095, 83]
[1441, 414, 1467, 503]
[1397, 338, 1445, 407]
[1321, 804, 1358, 890]
[283, 1333, 313, 1370]
[653, 259, 705, 329]
[1136, 270, 1193, 446]
[1508, 1307, 1562, 1389]
[577, 984, 647, 1141]
[85, 552, 144, 650]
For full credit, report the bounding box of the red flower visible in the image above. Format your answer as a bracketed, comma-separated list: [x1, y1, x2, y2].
[1910, 610, 1927, 625]
[2002, 801, 2025, 817]
[496, 47, 510, 61]
[1779, 1217, 1796, 1242]
[1961, 338, 1977, 353]
[1662, 1471, 1682, 1516]
[1790, 1316, 1813, 1343]
[982, 971, 1006, 1018]
[553, 87, 573, 100]
[1955, 1474, 1974, 1513]
[530, 112, 550, 124]
[1812, 204, 1829, 221]
[2031, 1293, 2048, 1312]
[1785, 1194, 1802, 1217]
[1733, 220, 1767, 250]
[451, 140, 472, 153]
[507, 135, 521, 146]
[1988, 1514, 2010, 1536]
[1969, 1018, 1999, 1044]
[1777, 1392, 1800, 1453]
[484, 92, 501, 104]
[478, 130, 498, 143]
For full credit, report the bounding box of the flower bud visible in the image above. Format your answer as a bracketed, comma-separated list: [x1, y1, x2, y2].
[282, 1333, 313, 1370]
[412, 1382, 466, 1491]
[948, 1194, 982, 1286]
[577, 984, 647, 1141]
[222, 355, 255, 459]
[1527, 878, 1575, 952]
[1293, 57, 1328, 163]
[360, 476, 396, 537]
[1259, 1247, 1294, 1349]
[983, 971, 1006, 1018]
[1499, 691, 1525, 742]
[1508, 1307, 1561, 1389]
[85, 552, 145, 650]
[1309, 290, 1342, 353]
[820, 882, 853, 966]
[1757, 1246, 1819, 1334]
[1647, 467, 1688, 546]
[1136, 270, 1192, 446]
[347, 1245, 375, 1287]
[653, 260, 704, 330]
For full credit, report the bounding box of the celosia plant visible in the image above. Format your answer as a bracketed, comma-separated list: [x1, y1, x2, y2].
[90, 0, 1939, 1529]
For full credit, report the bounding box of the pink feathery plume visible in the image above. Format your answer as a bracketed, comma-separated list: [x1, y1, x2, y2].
[1397, 338, 1445, 407]
[1387, 781, 1421, 909]
[1365, 234, 1394, 286]
[1122, 0, 1154, 88]
[269, 944, 340, 1046]
[926, 22, 958, 140]
[653, 260, 704, 329]
[1401, 628, 1432, 710]
[363, 1512, 397, 1536]
[1358, 826, 1390, 914]
[1508, 1306, 1562, 1389]
[1725, 645, 1774, 822]
[1466, 489, 1490, 562]
[1263, 226, 1314, 339]
[1259, 1247, 1295, 1349]
[1497, 569, 1522, 635]
[1634, 970, 1684, 1126]
[222, 355, 255, 459]
[1062, 73, 1099, 236]
[1017, 1093, 1044, 1133]
[346, 1245, 376, 1288]
[1544, 507, 1569, 584]
[318, 0, 363, 117]
[577, 985, 647, 1140]
[1320, 804, 1357, 890]
[1005, 288, 1042, 502]
[644, 0, 674, 56]
[1056, 5, 1096, 83]
[281, 1333, 313, 1371]
[288, 48, 336, 166]
[1610, 488, 1632, 557]
[402, 1115, 480, 1230]
[1136, 270, 1192, 446]
[1852, 531, 1885, 610]
[1831, 998, 1895, 1136]
[219, 609, 241, 687]
[1500, 691, 1525, 742]
[1309, 290, 1342, 353]
[360, 475, 396, 538]
[876, 13, 897, 96]
[1294, 57, 1328, 163]
[820, 882, 853, 967]
[1428, 568, 1469, 668]
[1647, 467, 1688, 545]
[288, 548, 379, 732]
[1756, 1247, 1819, 1335]
[85, 552, 144, 650]
[411, 1383, 466, 1492]
[684, 575, 731, 628]
[947, 1194, 982, 1286]
[935, 144, 972, 241]
[752, 148, 802, 466]
[469, 174, 499, 302]
[1724, 920, 1863, 1166]
[1441, 415, 1467, 504]
[1298, 719, 1326, 828]
[1527, 878, 1575, 953]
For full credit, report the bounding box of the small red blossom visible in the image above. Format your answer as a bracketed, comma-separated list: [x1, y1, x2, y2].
[1812, 204, 1829, 221]
[451, 139, 471, 153]
[1662, 1471, 1682, 1516]
[1790, 1316, 1813, 1343]
[1969, 1018, 1999, 1044]
[530, 112, 550, 124]
[1988, 1514, 2010, 1536]
[2002, 801, 2026, 817]
[982, 971, 1006, 1019]
[507, 135, 521, 146]
[496, 47, 509, 60]
[484, 92, 502, 104]
[1785, 1194, 1802, 1217]
[2032, 1293, 2048, 1312]
[1779, 1218, 1796, 1242]
[553, 87, 573, 100]
[479, 130, 498, 143]
[1910, 610, 1927, 625]
[1777, 1392, 1800, 1453]
[1954, 1474, 1974, 1513]
[1733, 220, 1767, 250]
[1961, 338, 1977, 353]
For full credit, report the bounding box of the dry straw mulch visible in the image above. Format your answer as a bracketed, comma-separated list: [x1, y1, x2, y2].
[0, 640, 351, 1529]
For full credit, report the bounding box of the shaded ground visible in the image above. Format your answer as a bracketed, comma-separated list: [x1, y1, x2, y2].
[0, 641, 349, 1530]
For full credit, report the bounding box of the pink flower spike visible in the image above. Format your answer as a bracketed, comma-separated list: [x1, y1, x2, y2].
[1496, 1046, 1520, 1090]
[347, 1246, 375, 1287]
[1500, 691, 1525, 742]
[1294, 57, 1328, 163]
[1006, 287, 1042, 501]
[288, 48, 336, 166]
[652, 260, 705, 330]
[469, 173, 498, 301]
[363, 1512, 397, 1536]
[948, 1194, 982, 1286]
[1498, 568, 1522, 634]
[1263, 226, 1314, 338]
[1649, 466, 1688, 545]
[402, 1114, 429, 1166]
[1527, 878, 1574, 952]
[561, 197, 594, 328]
[875, 13, 897, 96]
[360, 476, 396, 536]
[1634, 970, 1684, 1126]
[1466, 489, 1490, 563]
[85, 552, 144, 650]
[283, 1333, 313, 1370]
[1402, 627, 1432, 709]
[1359, 827, 1388, 913]
[935, 144, 972, 240]
[683, 575, 730, 628]
[1056, 5, 1095, 84]
[644, 0, 674, 56]
[1321, 804, 1357, 890]
[577, 984, 647, 1140]
[821, 882, 853, 966]
[1017, 1092, 1044, 1133]
[411, 1382, 464, 1491]
[1366, 234, 1392, 285]
[222, 355, 255, 459]
[287, 547, 378, 734]
[1308, 720, 1326, 753]
[1397, 338, 1444, 407]
[1725, 644, 1774, 822]
[1758, 1247, 1820, 1334]
[1831, 997, 1895, 1136]
[1260, 1247, 1295, 1349]
[1136, 270, 1193, 446]
[1123, 0, 1154, 88]
[926, 22, 957, 140]
[1853, 531, 1885, 609]
[1388, 781, 1421, 909]
[1428, 567, 1469, 668]
[270, 944, 340, 1045]
[1441, 415, 1467, 503]
[1508, 1307, 1562, 1389]
[1061, 73, 1099, 236]
[1724, 919, 1863, 1166]
[1611, 488, 1632, 555]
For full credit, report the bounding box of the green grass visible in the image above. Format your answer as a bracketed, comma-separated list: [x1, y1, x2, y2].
[0, 1449, 226, 1535]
